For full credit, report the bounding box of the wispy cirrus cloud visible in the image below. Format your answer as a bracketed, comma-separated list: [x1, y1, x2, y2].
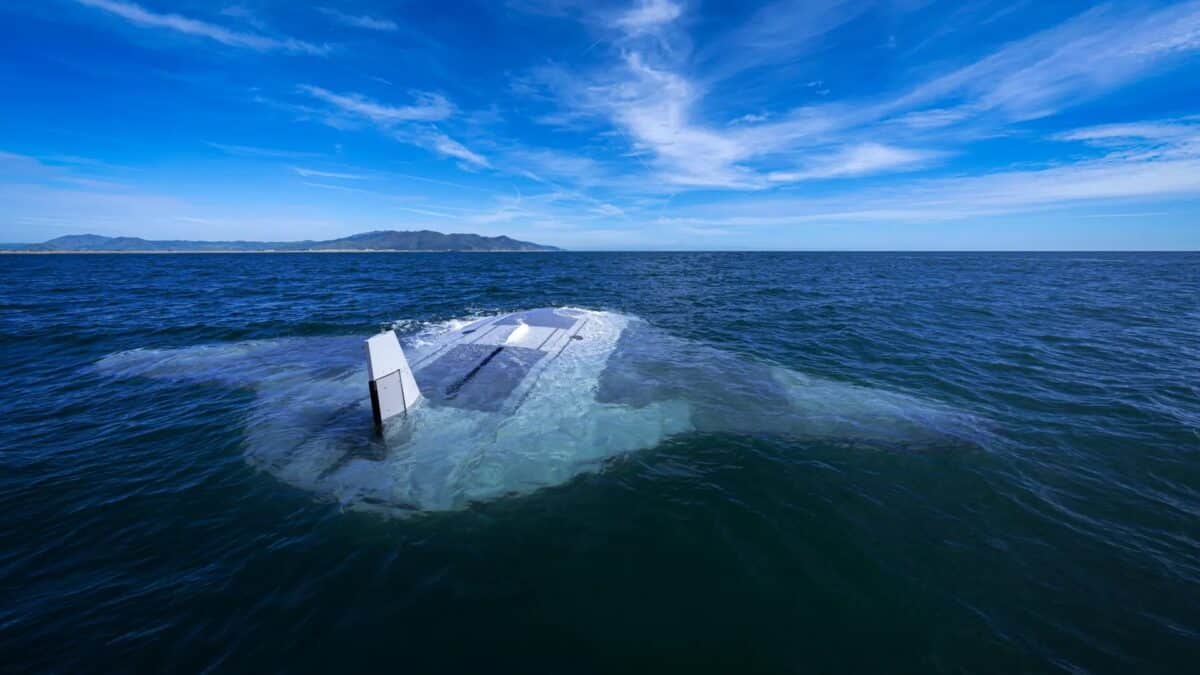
[657, 116, 1200, 232]
[613, 0, 682, 34]
[23, 0, 1200, 247]
[0, 150, 188, 237]
[514, 0, 1200, 196]
[767, 143, 940, 182]
[454, 188, 626, 230]
[298, 86, 454, 123]
[425, 132, 491, 168]
[700, 0, 870, 79]
[0, 150, 130, 189]
[301, 181, 372, 194]
[507, 147, 613, 187]
[206, 142, 322, 159]
[295, 86, 489, 168]
[74, 0, 328, 55]
[1055, 118, 1200, 146]
[890, 1, 1200, 122]
[513, 1, 921, 189]
[291, 167, 367, 180]
[218, 5, 266, 30]
[601, 53, 756, 188]
[523, 51, 852, 189]
[317, 7, 398, 32]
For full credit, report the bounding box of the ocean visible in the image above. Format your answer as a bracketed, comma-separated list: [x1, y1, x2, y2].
[1, 252, 1197, 673]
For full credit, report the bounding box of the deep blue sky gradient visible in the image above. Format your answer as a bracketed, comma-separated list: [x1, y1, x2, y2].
[1, 0, 1199, 249]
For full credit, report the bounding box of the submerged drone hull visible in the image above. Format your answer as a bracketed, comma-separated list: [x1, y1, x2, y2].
[367, 308, 591, 430]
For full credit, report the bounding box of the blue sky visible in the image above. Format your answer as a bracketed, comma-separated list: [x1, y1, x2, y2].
[1, 0, 1199, 249]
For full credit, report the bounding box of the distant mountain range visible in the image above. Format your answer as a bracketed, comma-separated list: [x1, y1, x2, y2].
[0, 230, 560, 252]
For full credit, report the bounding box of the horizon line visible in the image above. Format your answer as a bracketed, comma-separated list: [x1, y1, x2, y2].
[2, 248, 1196, 254]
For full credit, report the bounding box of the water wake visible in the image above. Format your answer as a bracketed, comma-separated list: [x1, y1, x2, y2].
[96, 309, 981, 513]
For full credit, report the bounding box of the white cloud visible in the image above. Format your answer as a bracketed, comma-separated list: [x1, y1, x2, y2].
[393, 206, 462, 219]
[591, 202, 625, 216]
[218, 5, 266, 29]
[660, 119, 1200, 226]
[298, 86, 454, 123]
[0, 151, 190, 239]
[1051, 118, 1200, 170]
[700, 0, 868, 80]
[61, 0, 1200, 244]
[767, 143, 938, 182]
[729, 113, 768, 126]
[293, 86, 491, 169]
[506, 148, 610, 186]
[614, 0, 682, 34]
[959, 159, 1200, 207]
[519, 0, 1200, 196]
[890, 2, 1200, 121]
[75, 0, 328, 55]
[424, 132, 491, 168]
[539, 52, 869, 189]
[0, 150, 133, 189]
[291, 167, 367, 180]
[317, 8, 398, 32]
[207, 142, 322, 159]
[1056, 120, 1200, 143]
[606, 53, 752, 187]
[301, 181, 372, 193]
[246, 84, 489, 171]
[891, 107, 971, 130]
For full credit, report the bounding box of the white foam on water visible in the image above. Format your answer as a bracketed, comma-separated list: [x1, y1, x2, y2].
[95, 308, 981, 514]
[402, 312, 496, 352]
[332, 311, 692, 511]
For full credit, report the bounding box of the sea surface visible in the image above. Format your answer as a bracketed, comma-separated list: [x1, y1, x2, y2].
[1, 252, 1197, 673]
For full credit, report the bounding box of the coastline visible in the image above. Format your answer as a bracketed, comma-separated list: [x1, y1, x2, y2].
[0, 249, 559, 254]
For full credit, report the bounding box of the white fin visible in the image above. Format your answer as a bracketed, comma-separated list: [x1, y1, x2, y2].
[504, 320, 530, 345]
[365, 330, 421, 434]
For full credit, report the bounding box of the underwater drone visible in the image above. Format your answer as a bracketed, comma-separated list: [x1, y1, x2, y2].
[98, 306, 977, 512]
[365, 307, 588, 436]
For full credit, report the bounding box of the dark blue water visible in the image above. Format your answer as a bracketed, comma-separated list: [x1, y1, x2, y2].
[1, 252, 1197, 673]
